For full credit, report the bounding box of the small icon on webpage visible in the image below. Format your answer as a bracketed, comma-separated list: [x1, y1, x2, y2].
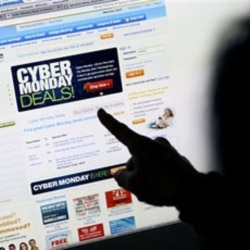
[0, 53, 4, 62]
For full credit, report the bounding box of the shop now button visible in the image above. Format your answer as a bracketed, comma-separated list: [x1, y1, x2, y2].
[84, 79, 113, 92]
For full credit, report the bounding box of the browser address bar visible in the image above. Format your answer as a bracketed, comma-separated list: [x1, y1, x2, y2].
[16, 38, 98, 58]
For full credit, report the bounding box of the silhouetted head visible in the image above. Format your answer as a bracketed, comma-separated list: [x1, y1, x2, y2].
[212, 16, 250, 178]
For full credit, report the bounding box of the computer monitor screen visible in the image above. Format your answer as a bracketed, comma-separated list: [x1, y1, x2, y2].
[0, 0, 248, 249]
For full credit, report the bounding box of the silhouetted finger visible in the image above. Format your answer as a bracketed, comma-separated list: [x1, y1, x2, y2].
[154, 137, 171, 147]
[113, 168, 132, 189]
[126, 157, 136, 171]
[114, 169, 142, 196]
[114, 170, 149, 203]
[154, 137, 180, 155]
[97, 108, 145, 154]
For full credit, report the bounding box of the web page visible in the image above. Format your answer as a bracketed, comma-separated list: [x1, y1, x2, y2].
[0, 0, 179, 249]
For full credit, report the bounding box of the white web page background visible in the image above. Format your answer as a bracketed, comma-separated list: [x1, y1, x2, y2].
[1, 0, 249, 249]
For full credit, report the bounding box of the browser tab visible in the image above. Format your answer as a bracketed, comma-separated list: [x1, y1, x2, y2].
[0, 0, 23, 7]
[52, 0, 68, 3]
[0, 0, 118, 21]
[19, 3, 33, 10]
[0, 6, 17, 13]
[6, 3, 64, 19]
[65, 0, 116, 9]
[34, 2, 49, 8]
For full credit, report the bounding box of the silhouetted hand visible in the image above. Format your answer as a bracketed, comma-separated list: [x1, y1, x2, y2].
[97, 108, 199, 206]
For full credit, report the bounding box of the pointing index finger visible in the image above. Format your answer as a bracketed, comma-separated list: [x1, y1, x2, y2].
[97, 108, 142, 154]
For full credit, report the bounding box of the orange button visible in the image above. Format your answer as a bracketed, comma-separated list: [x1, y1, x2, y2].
[125, 69, 144, 78]
[101, 33, 114, 39]
[132, 118, 146, 125]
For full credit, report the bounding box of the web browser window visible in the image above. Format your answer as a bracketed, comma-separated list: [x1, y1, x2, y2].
[0, 1, 179, 248]
[1, 0, 248, 249]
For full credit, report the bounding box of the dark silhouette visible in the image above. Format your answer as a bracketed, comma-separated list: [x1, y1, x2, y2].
[97, 16, 250, 250]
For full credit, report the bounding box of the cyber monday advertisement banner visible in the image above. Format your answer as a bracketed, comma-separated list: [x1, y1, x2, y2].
[11, 48, 122, 112]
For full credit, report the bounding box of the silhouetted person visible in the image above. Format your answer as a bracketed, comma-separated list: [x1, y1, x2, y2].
[97, 16, 250, 250]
